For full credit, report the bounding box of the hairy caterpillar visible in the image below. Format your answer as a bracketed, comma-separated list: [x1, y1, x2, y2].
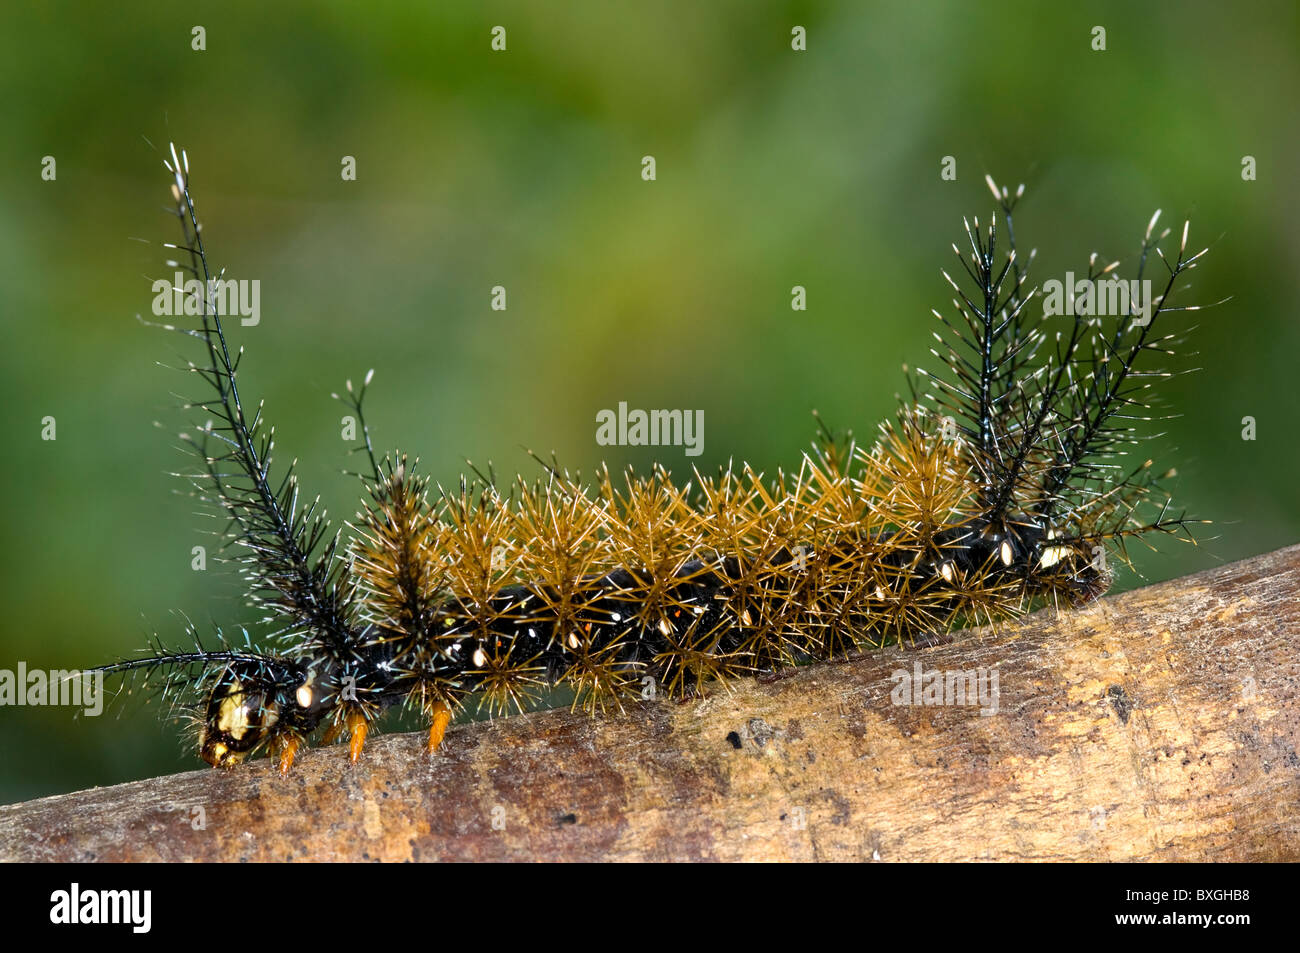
[99, 145, 1210, 774]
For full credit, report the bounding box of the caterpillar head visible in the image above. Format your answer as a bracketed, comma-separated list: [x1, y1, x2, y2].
[199, 661, 319, 768]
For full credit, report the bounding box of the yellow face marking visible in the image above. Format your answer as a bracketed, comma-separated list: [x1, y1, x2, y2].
[216, 684, 251, 740]
[216, 679, 278, 739]
[296, 683, 313, 709]
[567, 632, 580, 650]
[472, 647, 487, 668]
[1000, 541, 1014, 567]
[939, 561, 955, 583]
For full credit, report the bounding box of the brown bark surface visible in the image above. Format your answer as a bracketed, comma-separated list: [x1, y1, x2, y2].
[3, 545, 1298, 862]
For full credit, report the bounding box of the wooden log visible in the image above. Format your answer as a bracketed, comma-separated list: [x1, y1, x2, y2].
[3, 545, 1298, 862]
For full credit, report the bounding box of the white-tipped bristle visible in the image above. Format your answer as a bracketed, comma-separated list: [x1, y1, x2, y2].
[1146, 209, 1161, 239]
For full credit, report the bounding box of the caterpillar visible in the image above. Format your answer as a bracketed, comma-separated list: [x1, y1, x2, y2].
[99, 145, 1211, 774]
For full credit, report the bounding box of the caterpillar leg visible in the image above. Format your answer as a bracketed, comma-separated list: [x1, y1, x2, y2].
[425, 701, 452, 755]
[320, 721, 344, 746]
[912, 630, 956, 650]
[275, 735, 302, 775]
[346, 709, 369, 763]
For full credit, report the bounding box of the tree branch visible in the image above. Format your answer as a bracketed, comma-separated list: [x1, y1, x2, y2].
[4, 545, 1299, 862]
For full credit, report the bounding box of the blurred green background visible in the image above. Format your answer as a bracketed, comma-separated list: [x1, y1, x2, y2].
[1, 1, 1296, 803]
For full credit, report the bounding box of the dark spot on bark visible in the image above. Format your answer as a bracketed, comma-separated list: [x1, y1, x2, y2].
[1107, 685, 1132, 725]
[824, 789, 851, 825]
[559, 812, 578, 825]
[725, 731, 742, 749]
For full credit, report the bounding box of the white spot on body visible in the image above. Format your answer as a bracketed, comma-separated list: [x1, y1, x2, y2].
[1040, 545, 1070, 569]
